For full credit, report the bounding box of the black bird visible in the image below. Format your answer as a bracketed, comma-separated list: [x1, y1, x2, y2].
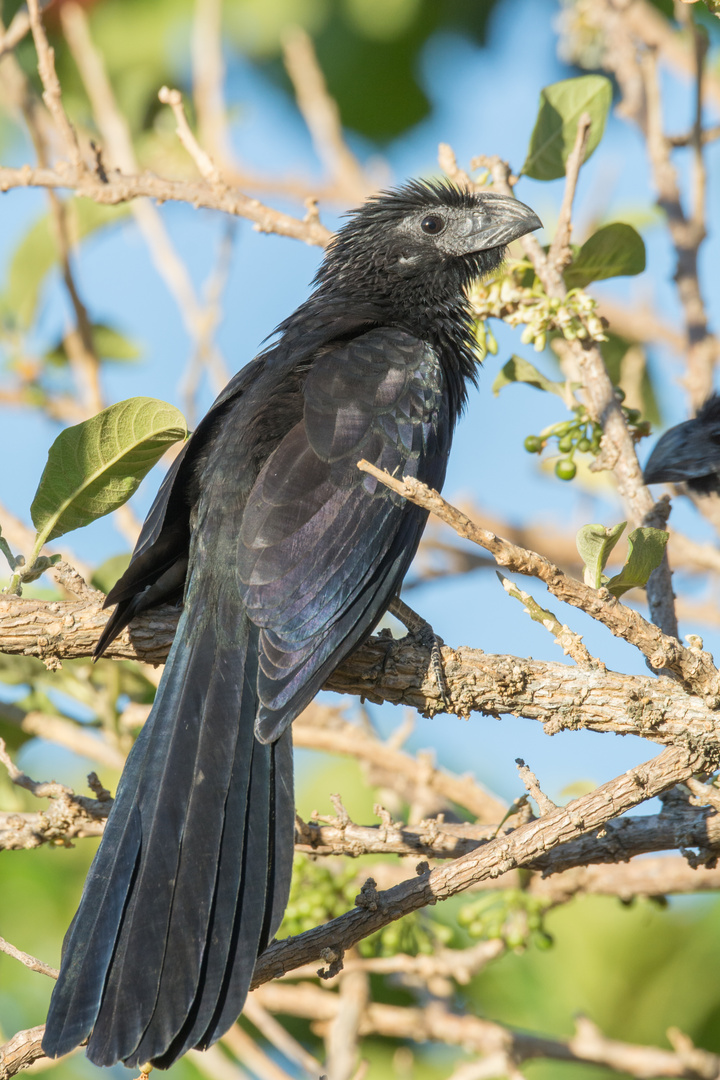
[644, 393, 720, 496]
[42, 180, 541, 1069]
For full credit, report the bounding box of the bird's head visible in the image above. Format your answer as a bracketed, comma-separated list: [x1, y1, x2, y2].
[316, 179, 542, 307]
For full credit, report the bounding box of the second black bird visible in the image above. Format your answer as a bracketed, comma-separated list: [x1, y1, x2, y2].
[43, 180, 541, 1069]
[644, 392, 720, 496]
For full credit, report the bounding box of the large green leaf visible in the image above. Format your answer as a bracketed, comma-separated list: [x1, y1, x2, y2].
[576, 521, 668, 596]
[606, 528, 668, 598]
[30, 397, 187, 551]
[564, 224, 646, 289]
[1, 201, 129, 330]
[522, 75, 612, 181]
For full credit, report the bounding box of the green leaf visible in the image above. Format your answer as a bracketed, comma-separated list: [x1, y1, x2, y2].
[493, 355, 572, 398]
[576, 522, 627, 589]
[606, 527, 668, 597]
[522, 75, 613, 181]
[30, 397, 187, 551]
[564, 223, 646, 289]
[45, 324, 141, 367]
[1, 201, 129, 330]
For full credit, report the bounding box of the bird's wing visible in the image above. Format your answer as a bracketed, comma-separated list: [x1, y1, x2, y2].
[94, 360, 267, 655]
[95, 304, 383, 656]
[237, 326, 450, 743]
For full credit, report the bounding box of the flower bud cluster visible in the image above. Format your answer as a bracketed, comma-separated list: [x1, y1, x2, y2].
[468, 263, 607, 356]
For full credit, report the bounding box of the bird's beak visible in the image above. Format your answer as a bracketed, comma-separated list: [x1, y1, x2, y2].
[464, 193, 542, 252]
[643, 422, 711, 484]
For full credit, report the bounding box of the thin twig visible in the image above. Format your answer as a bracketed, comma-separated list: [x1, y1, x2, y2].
[0, 937, 58, 980]
[26, 0, 83, 171]
[547, 111, 592, 271]
[282, 27, 370, 204]
[242, 997, 324, 1077]
[159, 85, 221, 183]
[0, 163, 332, 245]
[515, 759, 558, 815]
[191, 0, 233, 166]
[498, 574, 597, 667]
[221, 1025, 297, 1080]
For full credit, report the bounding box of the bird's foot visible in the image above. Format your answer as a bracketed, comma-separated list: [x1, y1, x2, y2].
[388, 595, 451, 708]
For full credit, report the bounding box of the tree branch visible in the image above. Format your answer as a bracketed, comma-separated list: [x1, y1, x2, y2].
[252, 744, 705, 987]
[254, 983, 720, 1080]
[356, 464, 716, 700]
[0, 164, 332, 246]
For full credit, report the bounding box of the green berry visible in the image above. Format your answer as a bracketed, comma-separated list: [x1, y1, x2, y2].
[577, 437, 591, 452]
[555, 459, 577, 481]
[558, 434, 574, 453]
[524, 435, 542, 454]
[625, 408, 641, 423]
[614, 387, 626, 402]
[534, 931, 554, 950]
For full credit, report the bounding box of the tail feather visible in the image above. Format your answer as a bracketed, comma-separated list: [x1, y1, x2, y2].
[139, 649, 266, 1065]
[150, 731, 294, 1065]
[41, 803, 142, 1056]
[43, 583, 295, 1070]
[264, 729, 296, 946]
[86, 621, 229, 1065]
[203, 730, 294, 1047]
[199, 736, 272, 1048]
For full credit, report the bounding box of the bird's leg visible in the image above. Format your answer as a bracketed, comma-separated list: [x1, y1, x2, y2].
[388, 595, 451, 708]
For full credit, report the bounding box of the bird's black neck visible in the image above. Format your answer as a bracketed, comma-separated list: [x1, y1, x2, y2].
[280, 277, 480, 427]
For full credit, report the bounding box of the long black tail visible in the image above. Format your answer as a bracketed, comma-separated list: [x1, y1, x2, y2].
[42, 588, 294, 1069]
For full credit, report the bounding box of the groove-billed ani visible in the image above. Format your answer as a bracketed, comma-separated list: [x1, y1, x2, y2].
[42, 180, 541, 1069]
[644, 393, 720, 495]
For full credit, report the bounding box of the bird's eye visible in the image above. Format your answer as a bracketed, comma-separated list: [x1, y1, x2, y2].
[420, 214, 445, 235]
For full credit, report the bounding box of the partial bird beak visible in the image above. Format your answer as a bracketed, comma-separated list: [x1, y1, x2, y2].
[464, 193, 542, 252]
[643, 421, 712, 484]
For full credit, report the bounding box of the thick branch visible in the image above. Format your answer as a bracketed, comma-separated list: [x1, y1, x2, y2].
[3, 594, 720, 754]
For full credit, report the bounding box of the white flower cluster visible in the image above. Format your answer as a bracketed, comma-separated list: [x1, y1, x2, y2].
[469, 264, 607, 354]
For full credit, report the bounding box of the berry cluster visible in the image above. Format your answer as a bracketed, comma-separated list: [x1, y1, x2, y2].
[523, 390, 649, 481]
[279, 854, 451, 957]
[458, 889, 553, 950]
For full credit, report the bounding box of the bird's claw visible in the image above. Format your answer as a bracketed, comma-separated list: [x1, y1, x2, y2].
[388, 595, 452, 709]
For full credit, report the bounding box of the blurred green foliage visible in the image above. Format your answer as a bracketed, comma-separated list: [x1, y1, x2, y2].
[471, 894, 720, 1080]
[2, 0, 501, 146]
